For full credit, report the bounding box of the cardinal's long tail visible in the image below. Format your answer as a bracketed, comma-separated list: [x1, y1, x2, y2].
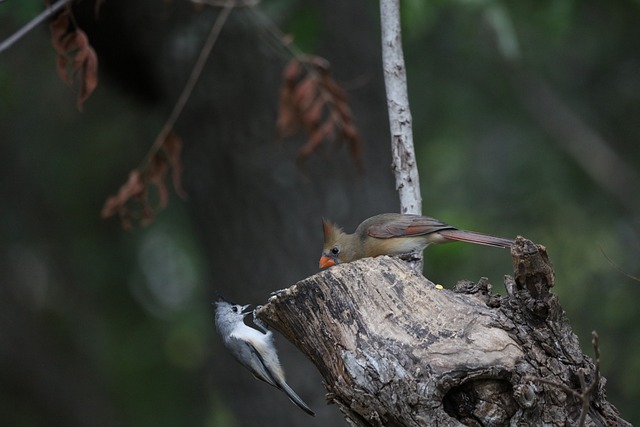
[278, 380, 315, 416]
[438, 229, 513, 248]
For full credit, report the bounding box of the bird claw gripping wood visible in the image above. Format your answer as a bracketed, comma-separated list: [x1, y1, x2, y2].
[252, 305, 270, 333]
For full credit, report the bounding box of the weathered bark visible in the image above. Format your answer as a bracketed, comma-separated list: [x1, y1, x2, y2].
[258, 237, 630, 426]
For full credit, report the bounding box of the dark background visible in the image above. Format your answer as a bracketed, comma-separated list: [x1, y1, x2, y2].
[1, 1, 639, 426]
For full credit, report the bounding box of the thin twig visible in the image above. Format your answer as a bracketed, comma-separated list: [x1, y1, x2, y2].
[522, 376, 583, 400]
[243, 7, 313, 67]
[599, 246, 640, 283]
[0, 0, 72, 53]
[576, 370, 590, 426]
[139, 0, 235, 170]
[591, 331, 600, 392]
[244, 3, 350, 116]
[576, 332, 601, 426]
[244, 6, 358, 159]
[191, 0, 258, 7]
[524, 331, 601, 427]
[242, 8, 291, 60]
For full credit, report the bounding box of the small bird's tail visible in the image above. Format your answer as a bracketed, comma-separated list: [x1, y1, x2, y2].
[278, 380, 315, 416]
[438, 229, 513, 248]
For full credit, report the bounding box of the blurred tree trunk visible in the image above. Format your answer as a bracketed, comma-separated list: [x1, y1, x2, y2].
[75, 0, 398, 425]
[177, 4, 395, 426]
[259, 238, 630, 426]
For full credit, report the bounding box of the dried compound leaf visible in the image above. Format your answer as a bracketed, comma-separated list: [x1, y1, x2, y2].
[276, 56, 363, 166]
[78, 44, 98, 110]
[101, 170, 145, 229]
[50, 10, 99, 110]
[51, 11, 72, 83]
[292, 77, 319, 112]
[163, 132, 188, 200]
[50, 10, 70, 51]
[101, 132, 188, 229]
[147, 156, 170, 210]
[297, 119, 335, 164]
[283, 59, 301, 84]
[303, 98, 325, 130]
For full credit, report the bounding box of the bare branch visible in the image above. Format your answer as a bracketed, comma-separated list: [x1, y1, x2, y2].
[103, 0, 237, 228]
[599, 245, 640, 283]
[0, 0, 72, 54]
[379, 0, 421, 216]
[140, 0, 235, 170]
[191, 0, 258, 7]
[379, 0, 422, 273]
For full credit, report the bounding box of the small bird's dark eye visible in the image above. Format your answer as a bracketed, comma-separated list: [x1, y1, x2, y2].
[331, 247, 340, 255]
[232, 306, 238, 313]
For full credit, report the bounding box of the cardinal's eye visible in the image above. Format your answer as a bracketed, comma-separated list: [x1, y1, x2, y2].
[331, 247, 340, 255]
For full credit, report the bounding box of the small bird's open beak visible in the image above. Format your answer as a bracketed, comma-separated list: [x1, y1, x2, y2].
[319, 255, 336, 269]
[241, 304, 252, 314]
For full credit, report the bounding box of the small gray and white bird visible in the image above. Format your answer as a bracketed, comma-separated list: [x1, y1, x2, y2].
[213, 297, 315, 416]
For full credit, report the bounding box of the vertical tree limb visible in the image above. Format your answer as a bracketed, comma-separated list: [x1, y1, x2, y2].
[0, 0, 73, 53]
[380, 0, 423, 272]
[379, 0, 421, 215]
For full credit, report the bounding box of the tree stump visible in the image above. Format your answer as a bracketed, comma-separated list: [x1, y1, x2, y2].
[257, 237, 630, 426]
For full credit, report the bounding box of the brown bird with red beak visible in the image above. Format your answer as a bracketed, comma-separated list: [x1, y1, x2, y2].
[319, 213, 513, 268]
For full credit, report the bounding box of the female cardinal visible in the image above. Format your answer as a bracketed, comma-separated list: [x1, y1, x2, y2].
[319, 213, 513, 268]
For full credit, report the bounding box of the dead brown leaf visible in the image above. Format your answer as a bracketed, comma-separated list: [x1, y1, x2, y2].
[147, 156, 170, 211]
[50, 9, 99, 111]
[101, 132, 188, 229]
[163, 132, 188, 199]
[100, 170, 145, 230]
[276, 56, 363, 167]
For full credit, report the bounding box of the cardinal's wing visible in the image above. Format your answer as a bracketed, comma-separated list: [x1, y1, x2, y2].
[367, 215, 454, 238]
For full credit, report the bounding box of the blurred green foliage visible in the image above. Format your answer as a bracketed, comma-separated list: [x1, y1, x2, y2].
[282, 4, 322, 53]
[0, 0, 42, 22]
[1, 0, 639, 426]
[1, 8, 212, 425]
[407, 1, 640, 422]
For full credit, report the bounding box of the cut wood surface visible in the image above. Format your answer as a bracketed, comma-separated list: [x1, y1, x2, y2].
[257, 237, 630, 426]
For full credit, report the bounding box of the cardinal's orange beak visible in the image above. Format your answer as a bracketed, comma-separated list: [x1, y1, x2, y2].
[319, 255, 336, 269]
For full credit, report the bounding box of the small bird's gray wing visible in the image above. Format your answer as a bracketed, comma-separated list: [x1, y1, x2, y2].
[229, 338, 315, 416]
[367, 214, 454, 238]
[227, 336, 279, 387]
